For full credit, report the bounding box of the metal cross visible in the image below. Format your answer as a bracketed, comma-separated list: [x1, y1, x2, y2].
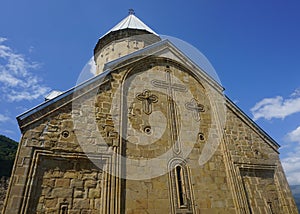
[136, 90, 158, 115]
[151, 70, 187, 154]
[185, 98, 205, 122]
[128, 9, 135, 15]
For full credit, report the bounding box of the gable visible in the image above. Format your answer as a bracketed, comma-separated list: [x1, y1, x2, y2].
[104, 39, 223, 91]
[17, 41, 280, 154]
[226, 97, 280, 151]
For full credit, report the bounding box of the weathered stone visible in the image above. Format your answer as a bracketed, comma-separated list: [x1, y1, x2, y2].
[84, 180, 97, 188]
[74, 190, 84, 198]
[45, 198, 58, 208]
[64, 171, 78, 179]
[55, 178, 70, 187]
[82, 172, 97, 181]
[52, 188, 73, 198]
[2, 13, 297, 214]
[71, 179, 84, 189]
[88, 189, 101, 198]
[73, 199, 90, 209]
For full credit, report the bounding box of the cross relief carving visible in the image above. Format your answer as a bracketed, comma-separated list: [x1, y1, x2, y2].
[185, 98, 205, 122]
[133, 70, 205, 155]
[151, 70, 187, 154]
[136, 90, 158, 115]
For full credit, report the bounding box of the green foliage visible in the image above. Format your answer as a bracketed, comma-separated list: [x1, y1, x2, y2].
[0, 135, 18, 161]
[0, 135, 18, 177]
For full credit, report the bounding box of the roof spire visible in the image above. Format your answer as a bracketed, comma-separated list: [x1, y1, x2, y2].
[100, 11, 158, 37]
[128, 8, 135, 15]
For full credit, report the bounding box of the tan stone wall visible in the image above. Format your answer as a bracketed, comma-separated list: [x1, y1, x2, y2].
[3, 99, 115, 213]
[119, 58, 297, 213]
[0, 177, 9, 213]
[240, 169, 279, 213]
[95, 34, 159, 74]
[224, 105, 298, 213]
[27, 155, 103, 213]
[3, 56, 298, 214]
[121, 61, 232, 213]
[125, 176, 171, 214]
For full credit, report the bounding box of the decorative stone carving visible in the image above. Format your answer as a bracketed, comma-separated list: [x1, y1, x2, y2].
[198, 132, 205, 141]
[185, 98, 204, 122]
[61, 130, 70, 138]
[136, 90, 158, 115]
[151, 70, 187, 154]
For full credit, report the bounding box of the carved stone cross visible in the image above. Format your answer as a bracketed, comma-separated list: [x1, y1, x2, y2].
[136, 90, 158, 115]
[151, 70, 187, 154]
[185, 98, 205, 122]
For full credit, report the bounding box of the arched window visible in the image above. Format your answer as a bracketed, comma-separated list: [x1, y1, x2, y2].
[175, 165, 187, 207]
[168, 160, 194, 213]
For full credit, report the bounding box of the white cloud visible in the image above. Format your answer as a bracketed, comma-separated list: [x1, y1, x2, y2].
[0, 37, 7, 43]
[282, 126, 300, 185]
[0, 37, 50, 102]
[282, 156, 300, 185]
[291, 88, 300, 97]
[0, 113, 10, 122]
[287, 126, 300, 143]
[251, 91, 300, 185]
[251, 90, 300, 121]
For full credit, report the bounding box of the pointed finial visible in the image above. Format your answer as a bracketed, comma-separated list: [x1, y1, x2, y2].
[128, 9, 135, 15]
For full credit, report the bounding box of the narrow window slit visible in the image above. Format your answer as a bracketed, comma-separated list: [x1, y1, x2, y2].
[175, 165, 187, 207]
[267, 201, 274, 214]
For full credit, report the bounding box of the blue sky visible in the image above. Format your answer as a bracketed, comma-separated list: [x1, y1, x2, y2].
[0, 0, 300, 184]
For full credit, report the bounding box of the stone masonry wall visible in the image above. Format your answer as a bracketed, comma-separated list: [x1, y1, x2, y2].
[26, 155, 103, 213]
[0, 177, 9, 213]
[121, 60, 236, 213]
[225, 104, 298, 213]
[3, 56, 298, 213]
[3, 84, 116, 213]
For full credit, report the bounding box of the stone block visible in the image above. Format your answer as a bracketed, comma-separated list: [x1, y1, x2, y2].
[42, 178, 55, 188]
[74, 190, 84, 198]
[52, 188, 73, 198]
[64, 171, 78, 179]
[45, 198, 58, 208]
[85, 180, 97, 188]
[52, 170, 64, 178]
[73, 198, 90, 209]
[82, 172, 97, 180]
[88, 189, 101, 198]
[71, 179, 84, 189]
[55, 178, 70, 187]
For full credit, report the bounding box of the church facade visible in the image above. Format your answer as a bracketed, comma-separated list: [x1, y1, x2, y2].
[3, 12, 298, 214]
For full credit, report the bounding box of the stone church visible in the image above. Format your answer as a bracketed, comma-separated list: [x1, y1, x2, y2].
[3, 11, 298, 214]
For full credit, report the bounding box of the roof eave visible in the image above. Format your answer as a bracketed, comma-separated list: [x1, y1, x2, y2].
[225, 96, 281, 151]
[17, 69, 111, 124]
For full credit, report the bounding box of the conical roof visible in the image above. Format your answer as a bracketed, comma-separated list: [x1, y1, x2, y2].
[102, 12, 158, 38]
[94, 11, 161, 61]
